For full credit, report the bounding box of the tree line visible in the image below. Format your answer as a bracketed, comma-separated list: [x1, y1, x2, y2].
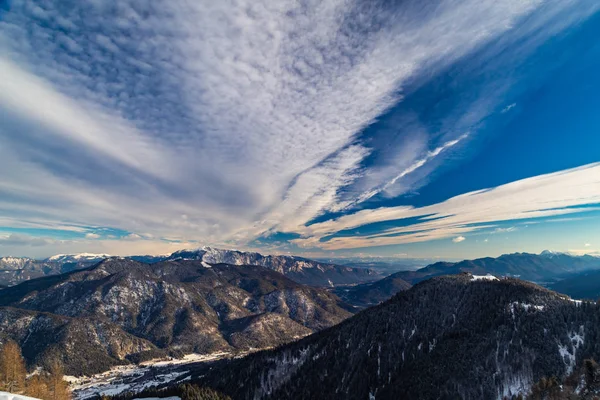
[0, 340, 70, 400]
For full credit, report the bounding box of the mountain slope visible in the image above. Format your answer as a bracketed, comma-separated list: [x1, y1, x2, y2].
[332, 274, 412, 308]
[0, 258, 352, 375]
[188, 274, 600, 400]
[394, 252, 600, 285]
[550, 270, 600, 300]
[0, 307, 157, 376]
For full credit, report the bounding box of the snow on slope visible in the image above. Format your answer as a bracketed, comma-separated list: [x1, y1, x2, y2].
[46, 253, 111, 262]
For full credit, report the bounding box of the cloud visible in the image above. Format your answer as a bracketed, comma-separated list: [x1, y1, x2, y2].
[501, 103, 517, 113]
[0, 0, 597, 256]
[453, 236, 466, 243]
[493, 227, 518, 234]
[356, 133, 470, 204]
[292, 162, 600, 249]
[85, 233, 100, 239]
[0, 234, 56, 247]
[585, 243, 592, 247]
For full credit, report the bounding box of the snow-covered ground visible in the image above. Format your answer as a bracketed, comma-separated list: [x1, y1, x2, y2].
[67, 352, 233, 400]
[471, 274, 498, 281]
[0, 392, 40, 400]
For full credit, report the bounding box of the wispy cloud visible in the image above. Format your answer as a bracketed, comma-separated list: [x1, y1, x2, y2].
[501, 103, 517, 113]
[292, 163, 600, 249]
[0, 0, 598, 256]
[453, 236, 466, 243]
[493, 227, 518, 234]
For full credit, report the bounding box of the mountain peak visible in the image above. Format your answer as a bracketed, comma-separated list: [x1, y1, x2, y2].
[46, 253, 111, 262]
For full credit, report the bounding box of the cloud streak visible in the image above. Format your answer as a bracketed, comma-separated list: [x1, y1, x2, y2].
[292, 163, 600, 249]
[0, 0, 598, 256]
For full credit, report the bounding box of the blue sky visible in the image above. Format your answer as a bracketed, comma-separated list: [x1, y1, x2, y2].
[0, 0, 599, 259]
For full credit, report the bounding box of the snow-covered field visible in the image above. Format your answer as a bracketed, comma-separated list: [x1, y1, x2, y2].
[0, 392, 40, 400]
[67, 352, 232, 400]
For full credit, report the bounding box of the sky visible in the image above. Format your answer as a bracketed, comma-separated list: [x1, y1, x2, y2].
[0, 0, 599, 260]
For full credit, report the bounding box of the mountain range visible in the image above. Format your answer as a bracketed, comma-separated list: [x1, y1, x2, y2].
[393, 251, 600, 285]
[2, 248, 600, 398]
[332, 273, 412, 309]
[177, 274, 600, 400]
[0, 255, 106, 287]
[0, 247, 380, 288]
[0, 258, 352, 375]
[330, 251, 600, 310]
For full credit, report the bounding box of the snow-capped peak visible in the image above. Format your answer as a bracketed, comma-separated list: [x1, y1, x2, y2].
[540, 249, 561, 256]
[46, 253, 111, 262]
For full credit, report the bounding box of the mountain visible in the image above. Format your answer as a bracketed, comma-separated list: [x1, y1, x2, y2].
[550, 270, 600, 300]
[0, 307, 157, 376]
[0, 248, 380, 288]
[332, 274, 412, 308]
[128, 254, 170, 263]
[184, 273, 600, 400]
[0, 255, 101, 287]
[0, 258, 352, 375]
[393, 252, 600, 285]
[44, 253, 111, 263]
[167, 247, 380, 286]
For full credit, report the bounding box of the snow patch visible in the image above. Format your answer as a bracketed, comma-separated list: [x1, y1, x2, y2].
[0, 392, 40, 400]
[498, 373, 532, 400]
[511, 302, 545, 312]
[471, 274, 498, 281]
[558, 326, 585, 375]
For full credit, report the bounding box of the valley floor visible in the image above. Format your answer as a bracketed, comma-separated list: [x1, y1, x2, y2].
[66, 352, 237, 400]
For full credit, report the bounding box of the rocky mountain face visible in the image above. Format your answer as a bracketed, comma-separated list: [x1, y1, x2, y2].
[0, 307, 156, 376]
[167, 247, 380, 287]
[393, 252, 600, 285]
[188, 274, 600, 400]
[332, 274, 412, 309]
[0, 258, 352, 375]
[0, 248, 380, 288]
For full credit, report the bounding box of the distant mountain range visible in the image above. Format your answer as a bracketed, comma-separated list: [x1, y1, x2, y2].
[181, 274, 600, 400]
[550, 270, 600, 300]
[0, 258, 352, 375]
[331, 251, 600, 309]
[0, 255, 106, 287]
[393, 251, 600, 285]
[332, 273, 412, 309]
[0, 247, 381, 288]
